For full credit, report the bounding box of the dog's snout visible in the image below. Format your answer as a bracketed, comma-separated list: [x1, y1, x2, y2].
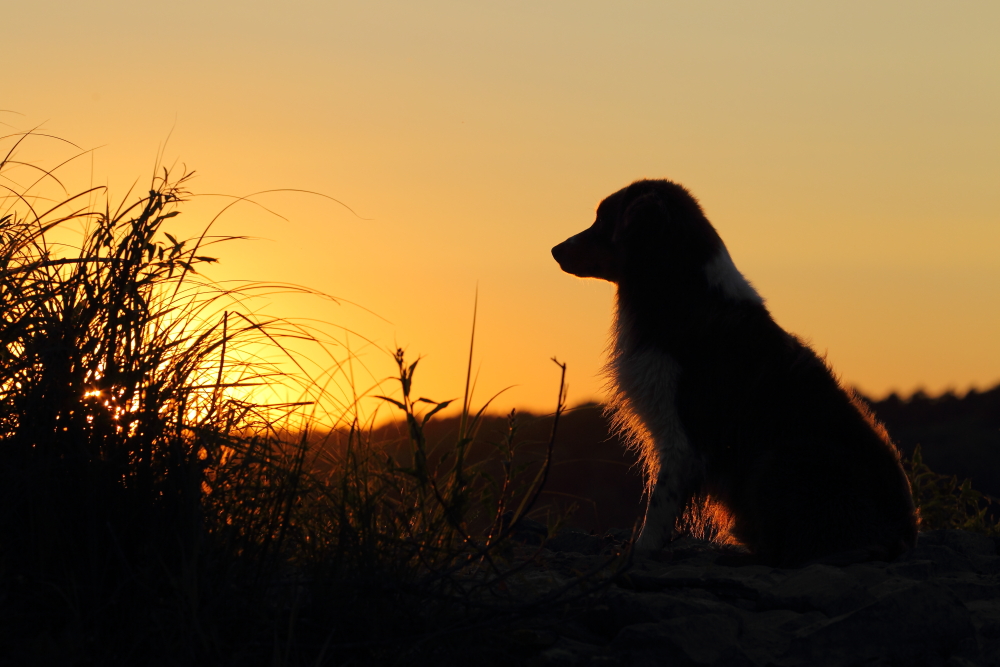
[551, 239, 570, 263]
[552, 232, 582, 266]
[552, 228, 617, 281]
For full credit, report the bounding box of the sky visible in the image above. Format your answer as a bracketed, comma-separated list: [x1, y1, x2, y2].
[6, 0, 1000, 417]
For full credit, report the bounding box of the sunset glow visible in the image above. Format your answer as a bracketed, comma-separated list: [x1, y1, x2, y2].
[8, 1, 999, 415]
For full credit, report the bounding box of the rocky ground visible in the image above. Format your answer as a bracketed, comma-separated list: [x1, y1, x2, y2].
[494, 526, 1000, 667]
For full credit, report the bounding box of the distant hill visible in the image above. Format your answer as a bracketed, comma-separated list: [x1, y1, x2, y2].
[369, 404, 643, 533]
[862, 384, 1000, 499]
[370, 383, 1000, 533]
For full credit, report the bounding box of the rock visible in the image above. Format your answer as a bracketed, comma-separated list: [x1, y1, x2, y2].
[778, 580, 975, 666]
[546, 528, 605, 555]
[888, 558, 936, 579]
[898, 543, 977, 574]
[911, 530, 1000, 575]
[843, 561, 890, 587]
[758, 563, 873, 616]
[586, 587, 738, 638]
[920, 530, 998, 558]
[737, 609, 827, 666]
[966, 599, 1000, 665]
[507, 515, 549, 545]
[619, 563, 780, 606]
[934, 574, 1000, 602]
[657, 536, 755, 567]
[612, 613, 749, 666]
[527, 637, 610, 666]
[498, 530, 998, 666]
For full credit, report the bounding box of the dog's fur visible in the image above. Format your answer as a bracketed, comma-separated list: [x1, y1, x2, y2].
[552, 179, 917, 566]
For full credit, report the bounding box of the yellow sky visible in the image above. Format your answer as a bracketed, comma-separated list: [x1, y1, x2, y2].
[7, 1, 1000, 416]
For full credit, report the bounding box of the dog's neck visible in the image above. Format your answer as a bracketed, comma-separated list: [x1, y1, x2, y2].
[612, 244, 765, 354]
[613, 284, 767, 362]
[613, 279, 709, 350]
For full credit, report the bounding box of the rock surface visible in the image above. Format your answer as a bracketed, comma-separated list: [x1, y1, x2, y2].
[503, 526, 1000, 666]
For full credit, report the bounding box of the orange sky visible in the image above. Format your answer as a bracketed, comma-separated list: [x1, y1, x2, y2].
[7, 1, 1000, 417]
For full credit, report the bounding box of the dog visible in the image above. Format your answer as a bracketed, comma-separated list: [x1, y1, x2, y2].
[552, 179, 917, 566]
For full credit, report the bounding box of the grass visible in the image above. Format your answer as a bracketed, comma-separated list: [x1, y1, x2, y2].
[0, 132, 602, 666]
[906, 444, 1000, 536]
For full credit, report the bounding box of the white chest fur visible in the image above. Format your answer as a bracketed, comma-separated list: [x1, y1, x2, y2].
[605, 309, 694, 483]
[605, 306, 700, 551]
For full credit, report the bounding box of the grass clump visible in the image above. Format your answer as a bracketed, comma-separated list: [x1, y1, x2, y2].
[0, 133, 589, 666]
[906, 444, 1000, 537]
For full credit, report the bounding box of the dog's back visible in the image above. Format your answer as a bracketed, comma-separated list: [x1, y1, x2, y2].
[670, 307, 917, 565]
[553, 179, 917, 566]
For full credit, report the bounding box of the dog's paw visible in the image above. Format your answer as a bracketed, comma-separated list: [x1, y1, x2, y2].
[632, 529, 670, 557]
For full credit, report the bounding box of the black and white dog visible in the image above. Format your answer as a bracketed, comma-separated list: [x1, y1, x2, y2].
[552, 179, 917, 566]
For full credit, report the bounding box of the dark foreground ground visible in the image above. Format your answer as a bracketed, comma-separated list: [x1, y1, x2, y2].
[488, 526, 1000, 667]
[377, 388, 1000, 665]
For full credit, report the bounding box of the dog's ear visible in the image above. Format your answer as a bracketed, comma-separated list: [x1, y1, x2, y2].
[614, 192, 669, 244]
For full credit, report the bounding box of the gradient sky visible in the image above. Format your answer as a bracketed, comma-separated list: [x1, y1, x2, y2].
[7, 1, 1000, 416]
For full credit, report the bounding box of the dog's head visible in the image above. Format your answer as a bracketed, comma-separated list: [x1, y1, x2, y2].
[552, 179, 761, 303]
[551, 180, 718, 284]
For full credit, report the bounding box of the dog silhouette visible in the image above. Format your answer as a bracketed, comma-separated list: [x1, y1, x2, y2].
[552, 179, 917, 566]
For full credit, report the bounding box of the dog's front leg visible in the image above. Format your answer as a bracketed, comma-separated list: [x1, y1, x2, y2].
[634, 475, 684, 553]
[633, 446, 699, 555]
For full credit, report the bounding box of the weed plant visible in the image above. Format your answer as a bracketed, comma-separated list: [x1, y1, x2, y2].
[0, 133, 591, 666]
[906, 444, 1000, 536]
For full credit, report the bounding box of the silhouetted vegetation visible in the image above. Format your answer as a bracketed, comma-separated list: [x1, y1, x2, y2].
[904, 444, 1000, 536]
[864, 389, 1000, 535]
[370, 404, 645, 535]
[0, 137, 622, 666]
